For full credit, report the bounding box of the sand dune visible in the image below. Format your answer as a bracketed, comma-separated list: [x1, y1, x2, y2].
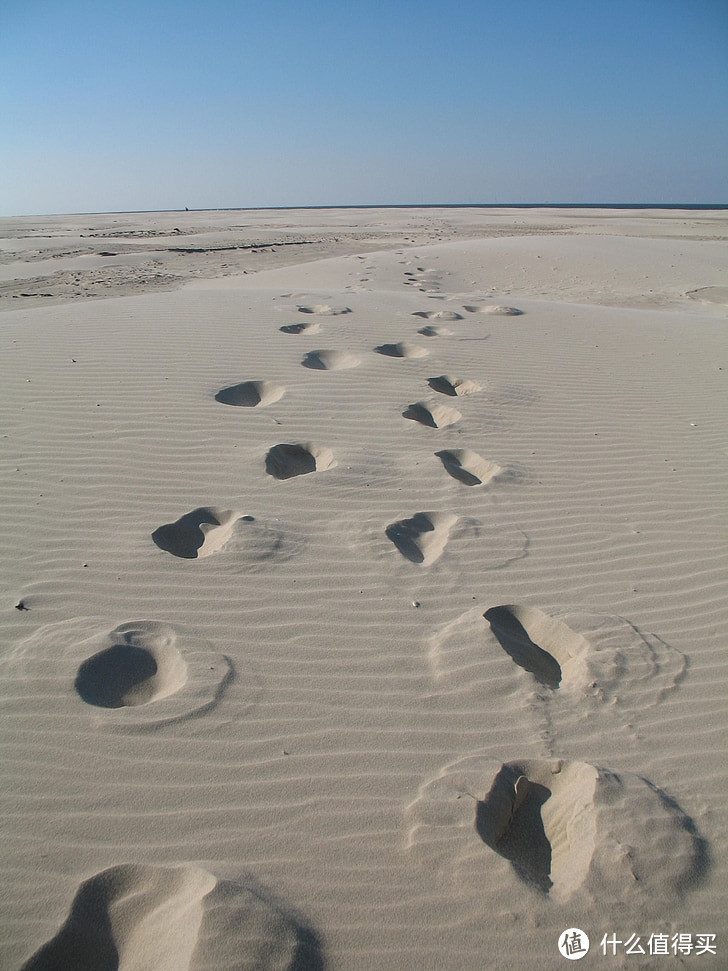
[1, 207, 726, 971]
[21, 863, 324, 971]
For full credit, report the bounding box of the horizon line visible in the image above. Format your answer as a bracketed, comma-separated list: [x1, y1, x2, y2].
[3, 202, 728, 219]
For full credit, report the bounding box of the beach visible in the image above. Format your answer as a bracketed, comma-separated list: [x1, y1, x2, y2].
[1, 207, 726, 969]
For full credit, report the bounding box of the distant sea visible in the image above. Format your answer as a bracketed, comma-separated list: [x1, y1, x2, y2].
[245, 203, 728, 212]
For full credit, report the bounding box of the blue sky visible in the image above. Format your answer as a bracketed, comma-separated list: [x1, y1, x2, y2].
[2, 0, 727, 215]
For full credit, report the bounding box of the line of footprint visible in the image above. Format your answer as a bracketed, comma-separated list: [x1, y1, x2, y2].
[152, 291, 704, 917]
[262, 291, 706, 916]
[18, 290, 707, 964]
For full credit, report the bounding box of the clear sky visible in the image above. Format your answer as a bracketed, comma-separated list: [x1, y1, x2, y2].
[2, 0, 727, 215]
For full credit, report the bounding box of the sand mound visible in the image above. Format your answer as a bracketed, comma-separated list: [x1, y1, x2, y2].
[435, 449, 501, 486]
[265, 442, 336, 479]
[21, 863, 324, 971]
[152, 507, 241, 559]
[386, 511, 458, 565]
[280, 321, 322, 334]
[374, 341, 429, 359]
[462, 304, 524, 315]
[215, 380, 285, 407]
[403, 400, 462, 428]
[302, 349, 360, 370]
[428, 374, 481, 396]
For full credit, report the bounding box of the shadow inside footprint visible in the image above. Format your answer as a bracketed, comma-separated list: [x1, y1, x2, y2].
[266, 444, 316, 479]
[385, 511, 457, 565]
[75, 623, 188, 710]
[152, 507, 239, 559]
[75, 644, 159, 708]
[476, 776, 553, 893]
[484, 606, 562, 689]
[215, 380, 284, 407]
[386, 515, 433, 564]
[280, 321, 321, 334]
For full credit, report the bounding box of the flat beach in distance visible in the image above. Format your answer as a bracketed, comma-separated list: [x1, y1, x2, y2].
[1, 206, 727, 969]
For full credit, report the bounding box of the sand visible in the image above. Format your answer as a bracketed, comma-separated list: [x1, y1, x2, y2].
[1, 207, 726, 969]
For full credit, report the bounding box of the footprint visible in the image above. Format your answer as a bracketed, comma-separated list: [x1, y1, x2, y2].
[265, 442, 336, 479]
[406, 755, 707, 912]
[72, 620, 233, 727]
[418, 324, 454, 337]
[463, 304, 524, 316]
[428, 375, 482, 397]
[436, 449, 501, 486]
[21, 863, 325, 971]
[374, 341, 429, 359]
[215, 380, 285, 407]
[429, 604, 686, 710]
[280, 320, 322, 335]
[483, 605, 586, 690]
[386, 511, 458, 565]
[4, 619, 237, 731]
[152, 507, 241, 559]
[75, 622, 188, 709]
[297, 303, 351, 315]
[403, 400, 462, 428]
[476, 759, 707, 905]
[302, 349, 360, 370]
[413, 310, 463, 321]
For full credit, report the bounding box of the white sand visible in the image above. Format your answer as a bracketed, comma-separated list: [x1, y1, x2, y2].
[1, 208, 727, 969]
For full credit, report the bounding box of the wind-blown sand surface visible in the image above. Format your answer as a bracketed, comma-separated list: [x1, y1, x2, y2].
[1, 208, 726, 969]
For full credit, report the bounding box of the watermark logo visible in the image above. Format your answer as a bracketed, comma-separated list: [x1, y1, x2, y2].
[558, 928, 590, 960]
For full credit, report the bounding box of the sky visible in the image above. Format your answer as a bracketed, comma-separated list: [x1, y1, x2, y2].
[2, 0, 727, 215]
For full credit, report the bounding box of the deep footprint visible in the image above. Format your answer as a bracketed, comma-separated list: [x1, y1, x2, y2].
[403, 400, 462, 428]
[297, 303, 351, 315]
[280, 321, 322, 334]
[152, 507, 241, 558]
[265, 442, 336, 479]
[418, 324, 454, 337]
[436, 449, 501, 486]
[302, 349, 360, 370]
[476, 759, 708, 905]
[463, 303, 524, 315]
[75, 627, 187, 709]
[386, 511, 458, 565]
[428, 374, 481, 396]
[374, 341, 429, 359]
[413, 309, 463, 320]
[215, 380, 285, 407]
[484, 605, 592, 691]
